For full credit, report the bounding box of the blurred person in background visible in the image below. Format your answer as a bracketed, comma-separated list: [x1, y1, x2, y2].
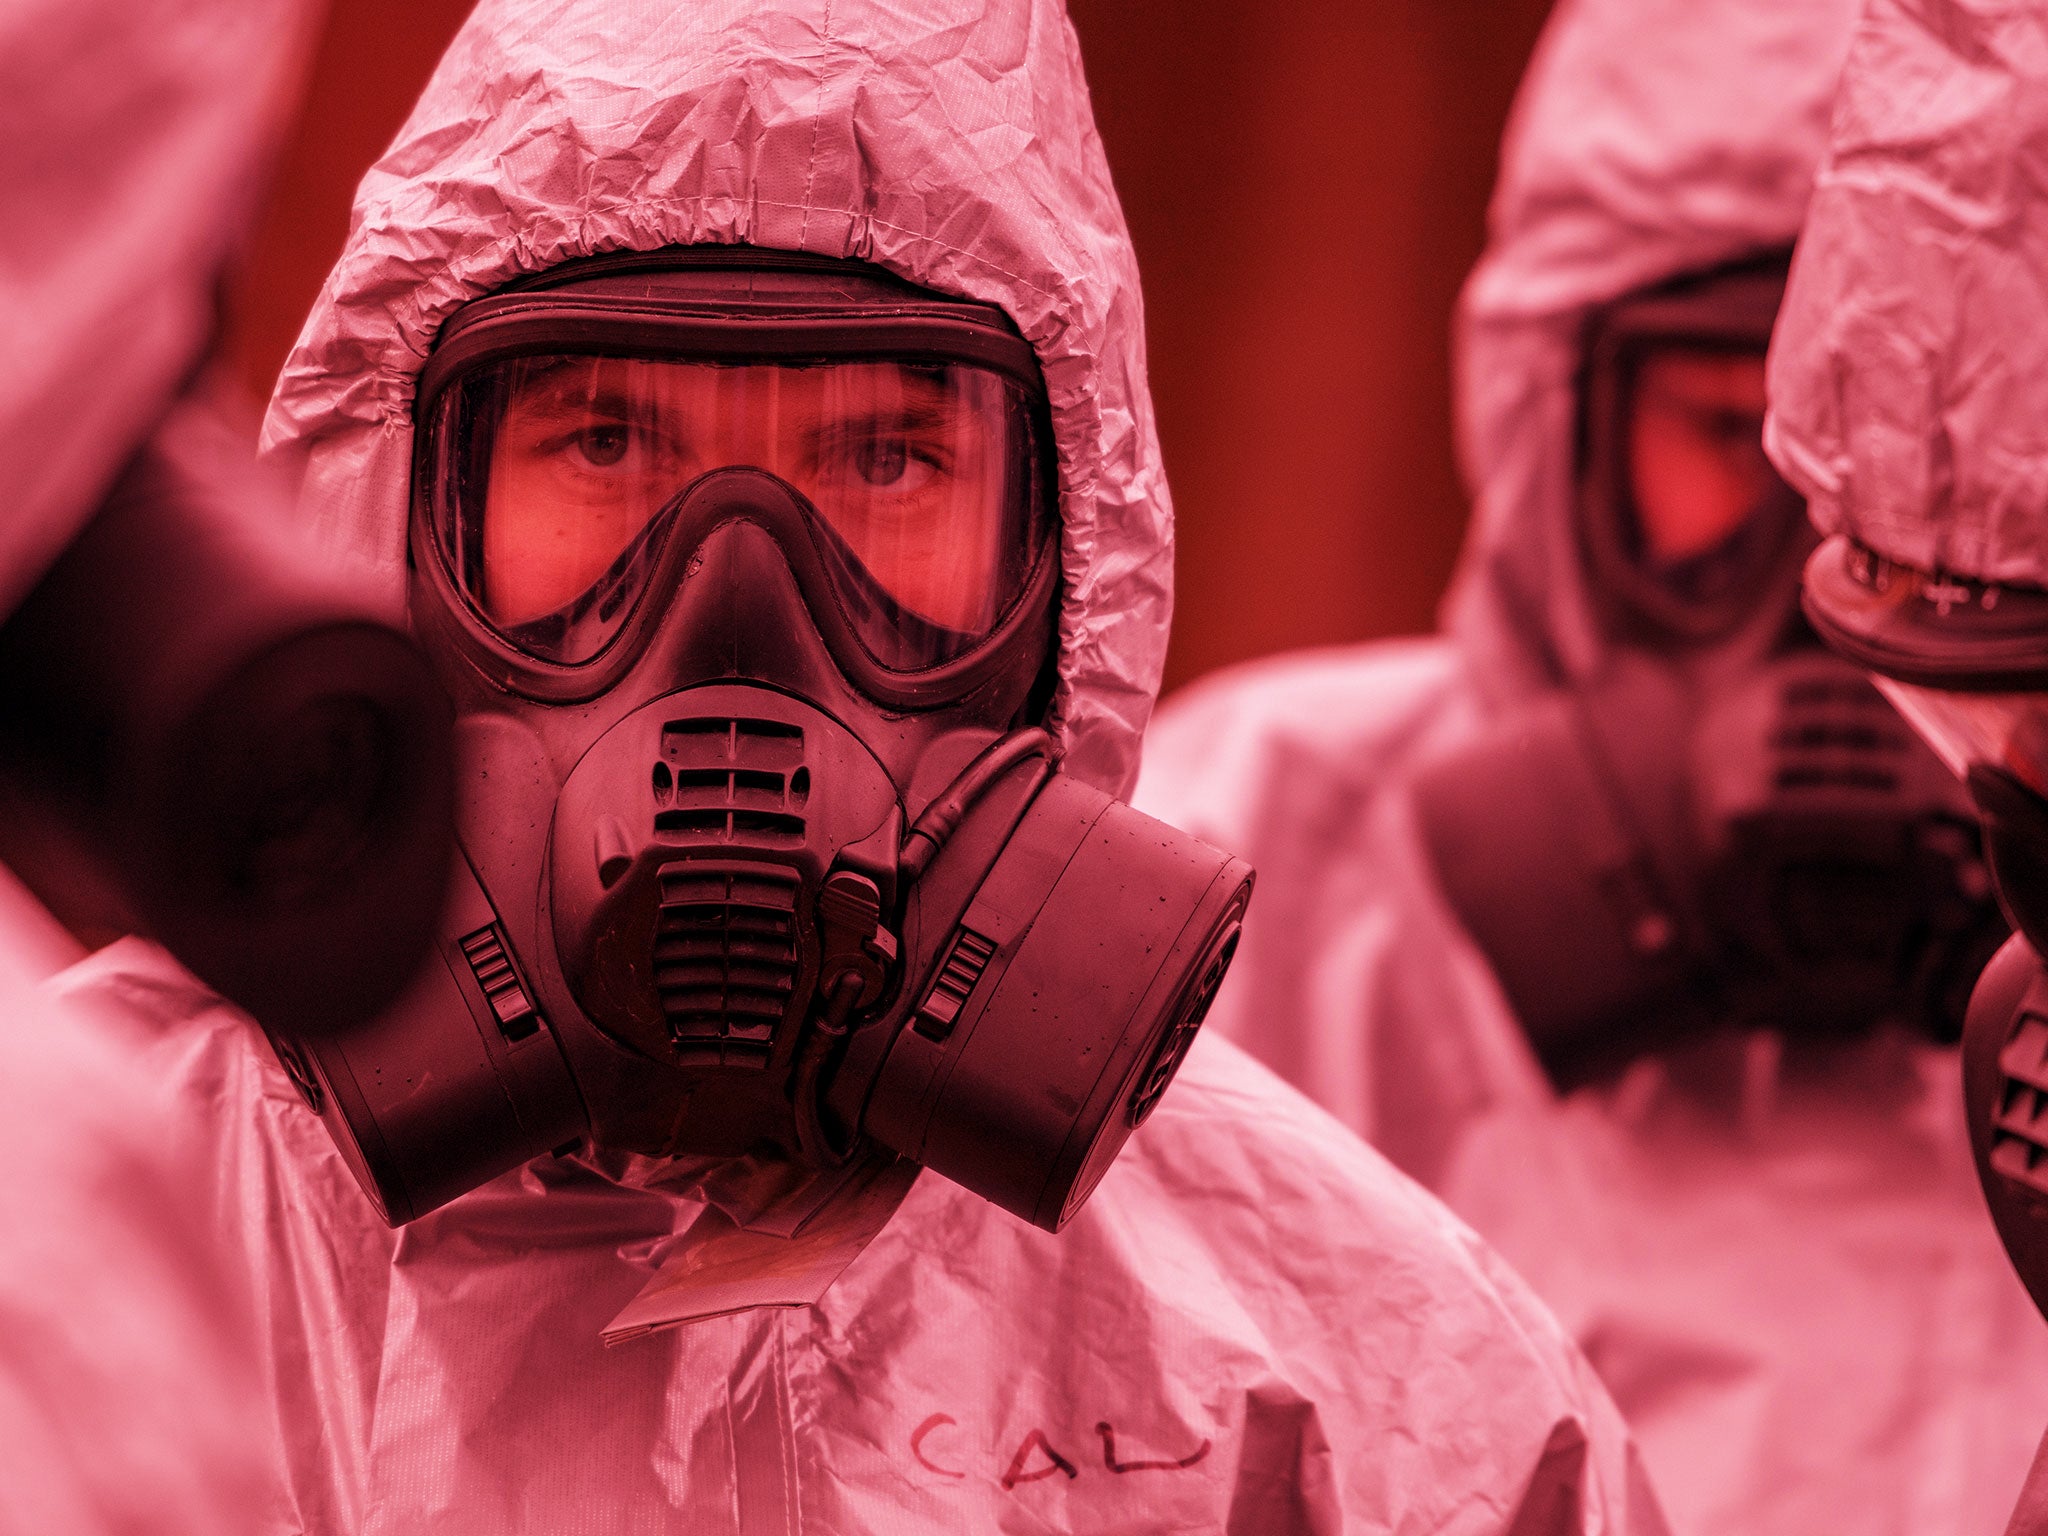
[42, 0, 1672, 1530]
[1140, 0, 2048, 1531]
[0, 0, 320, 1529]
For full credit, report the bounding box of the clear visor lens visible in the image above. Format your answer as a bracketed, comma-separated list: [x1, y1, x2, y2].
[426, 355, 1049, 667]
[1874, 679, 2048, 794]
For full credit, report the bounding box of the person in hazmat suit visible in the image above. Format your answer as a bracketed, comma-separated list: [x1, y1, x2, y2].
[41, 0, 1672, 1531]
[1138, 0, 2048, 1532]
[0, 0, 334, 1529]
[1763, 2, 2048, 1532]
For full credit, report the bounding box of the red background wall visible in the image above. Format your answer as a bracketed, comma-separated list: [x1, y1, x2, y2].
[221, 0, 1554, 697]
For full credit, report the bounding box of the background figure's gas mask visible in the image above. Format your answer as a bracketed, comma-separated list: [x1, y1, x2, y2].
[1805, 544, 2048, 1325]
[265, 250, 1253, 1232]
[1416, 257, 2003, 1084]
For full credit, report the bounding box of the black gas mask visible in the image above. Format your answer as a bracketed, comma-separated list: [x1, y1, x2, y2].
[261, 250, 1253, 1233]
[1804, 540, 2048, 1324]
[1415, 258, 2004, 1083]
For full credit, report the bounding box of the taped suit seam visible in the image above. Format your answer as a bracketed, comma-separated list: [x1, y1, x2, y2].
[775, 1313, 801, 1535]
[795, 0, 836, 249]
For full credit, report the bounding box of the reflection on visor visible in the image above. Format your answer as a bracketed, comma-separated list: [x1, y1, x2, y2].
[1581, 325, 1808, 643]
[426, 355, 1048, 668]
[1627, 348, 1782, 567]
[1619, 346, 1806, 610]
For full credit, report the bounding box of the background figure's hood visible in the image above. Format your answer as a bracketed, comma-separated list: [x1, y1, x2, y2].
[262, 0, 1170, 797]
[1768, 0, 2048, 587]
[1442, 0, 1861, 703]
[0, 0, 316, 624]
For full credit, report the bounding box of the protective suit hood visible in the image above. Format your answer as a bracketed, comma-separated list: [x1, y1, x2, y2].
[1446, 0, 1860, 701]
[1767, 0, 2048, 588]
[262, 0, 1169, 796]
[0, 0, 314, 624]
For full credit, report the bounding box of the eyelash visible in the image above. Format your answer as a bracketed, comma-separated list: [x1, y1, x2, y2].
[534, 417, 665, 460]
[814, 428, 952, 472]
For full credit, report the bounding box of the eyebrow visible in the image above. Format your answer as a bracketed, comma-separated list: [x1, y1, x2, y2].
[502, 357, 636, 407]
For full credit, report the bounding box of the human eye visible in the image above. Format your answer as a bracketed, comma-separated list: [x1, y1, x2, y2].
[816, 420, 951, 495]
[853, 434, 932, 490]
[525, 405, 671, 484]
[561, 420, 636, 471]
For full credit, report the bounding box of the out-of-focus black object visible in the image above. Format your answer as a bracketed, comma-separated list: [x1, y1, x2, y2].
[1941, 770, 2048, 1328]
[0, 411, 455, 1032]
[1962, 934, 2048, 1325]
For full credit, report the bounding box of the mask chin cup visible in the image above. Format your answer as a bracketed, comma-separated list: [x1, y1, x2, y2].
[855, 772, 1253, 1232]
[1962, 931, 2048, 1326]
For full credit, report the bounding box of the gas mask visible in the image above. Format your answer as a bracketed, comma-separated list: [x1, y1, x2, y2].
[1804, 541, 2048, 1324]
[1415, 259, 2004, 1083]
[263, 250, 1253, 1233]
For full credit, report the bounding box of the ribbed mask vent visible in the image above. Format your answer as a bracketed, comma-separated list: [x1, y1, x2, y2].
[652, 717, 809, 844]
[653, 861, 801, 1067]
[647, 717, 813, 1066]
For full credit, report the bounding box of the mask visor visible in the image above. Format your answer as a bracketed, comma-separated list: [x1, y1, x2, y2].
[1578, 258, 1805, 642]
[423, 355, 1051, 670]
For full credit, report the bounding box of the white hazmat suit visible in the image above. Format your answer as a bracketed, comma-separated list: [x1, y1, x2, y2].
[1140, 0, 2048, 1533]
[47, 1, 1668, 1531]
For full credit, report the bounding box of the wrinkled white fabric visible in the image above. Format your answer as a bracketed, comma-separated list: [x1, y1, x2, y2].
[80, 0, 1683, 1530]
[1140, 0, 2048, 1532]
[1142, 643, 1531, 1188]
[263, 0, 1169, 796]
[1766, 0, 2048, 587]
[0, 951, 270, 1536]
[56, 937, 1663, 1535]
[0, 0, 314, 621]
